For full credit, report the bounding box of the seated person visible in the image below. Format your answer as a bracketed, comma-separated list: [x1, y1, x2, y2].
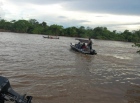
[75, 42, 81, 48]
[81, 43, 87, 50]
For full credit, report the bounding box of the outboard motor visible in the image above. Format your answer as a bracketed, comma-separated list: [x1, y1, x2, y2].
[90, 49, 97, 55]
[0, 76, 32, 103]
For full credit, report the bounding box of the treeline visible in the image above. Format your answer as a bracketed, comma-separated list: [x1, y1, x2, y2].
[0, 18, 140, 43]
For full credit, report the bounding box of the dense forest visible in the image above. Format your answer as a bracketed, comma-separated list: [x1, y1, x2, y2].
[0, 18, 140, 43]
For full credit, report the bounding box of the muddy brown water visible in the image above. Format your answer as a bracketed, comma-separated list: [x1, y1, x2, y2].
[0, 32, 140, 103]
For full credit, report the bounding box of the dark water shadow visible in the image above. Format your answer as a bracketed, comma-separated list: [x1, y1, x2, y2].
[125, 84, 140, 103]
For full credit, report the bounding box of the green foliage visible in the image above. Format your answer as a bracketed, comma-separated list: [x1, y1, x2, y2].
[0, 18, 140, 45]
[49, 24, 63, 35]
[12, 20, 30, 33]
[133, 43, 140, 53]
[135, 43, 140, 47]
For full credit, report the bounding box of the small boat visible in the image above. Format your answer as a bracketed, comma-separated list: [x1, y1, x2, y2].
[70, 40, 97, 55]
[43, 36, 59, 39]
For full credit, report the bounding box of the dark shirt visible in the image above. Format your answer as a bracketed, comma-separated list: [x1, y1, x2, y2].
[87, 40, 92, 50]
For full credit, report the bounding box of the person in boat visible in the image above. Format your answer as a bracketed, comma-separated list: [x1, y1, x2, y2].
[87, 38, 92, 50]
[81, 43, 86, 49]
[75, 42, 81, 49]
[77, 42, 81, 49]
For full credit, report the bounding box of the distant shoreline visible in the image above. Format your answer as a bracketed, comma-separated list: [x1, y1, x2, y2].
[0, 29, 11, 32]
[0, 30, 139, 44]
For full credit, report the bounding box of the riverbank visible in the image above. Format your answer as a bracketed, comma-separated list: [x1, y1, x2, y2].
[0, 30, 139, 45]
[0, 29, 11, 32]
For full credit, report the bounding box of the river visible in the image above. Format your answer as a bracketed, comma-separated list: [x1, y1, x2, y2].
[0, 32, 140, 103]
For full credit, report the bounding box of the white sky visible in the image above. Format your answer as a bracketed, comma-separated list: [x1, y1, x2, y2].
[0, 0, 140, 32]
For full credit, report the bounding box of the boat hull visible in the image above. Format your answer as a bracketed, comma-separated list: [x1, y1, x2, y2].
[70, 43, 97, 55]
[43, 36, 59, 39]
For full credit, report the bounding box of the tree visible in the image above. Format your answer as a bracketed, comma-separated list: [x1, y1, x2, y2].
[3, 21, 13, 30]
[78, 26, 86, 37]
[41, 21, 47, 27]
[13, 20, 30, 33]
[28, 19, 38, 25]
[0, 19, 6, 29]
[64, 26, 78, 37]
[49, 24, 63, 35]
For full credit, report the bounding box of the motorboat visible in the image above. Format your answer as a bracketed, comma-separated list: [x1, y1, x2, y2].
[70, 38, 97, 55]
[43, 35, 59, 39]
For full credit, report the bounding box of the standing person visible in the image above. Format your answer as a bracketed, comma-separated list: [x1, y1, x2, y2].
[87, 38, 92, 50]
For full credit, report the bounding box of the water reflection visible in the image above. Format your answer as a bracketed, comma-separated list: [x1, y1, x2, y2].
[74, 53, 94, 76]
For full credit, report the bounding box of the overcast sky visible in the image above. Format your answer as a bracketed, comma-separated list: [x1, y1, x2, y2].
[0, 0, 140, 31]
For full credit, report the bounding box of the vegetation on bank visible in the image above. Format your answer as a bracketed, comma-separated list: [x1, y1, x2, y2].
[0, 18, 140, 52]
[133, 43, 140, 53]
[0, 18, 140, 42]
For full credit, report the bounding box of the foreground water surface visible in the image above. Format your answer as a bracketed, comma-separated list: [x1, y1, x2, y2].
[0, 32, 140, 103]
